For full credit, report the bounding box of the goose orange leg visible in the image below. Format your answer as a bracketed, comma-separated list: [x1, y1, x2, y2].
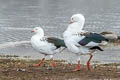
[87, 50, 95, 70]
[51, 58, 56, 67]
[73, 60, 80, 71]
[33, 58, 45, 67]
[87, 54, 93, 70]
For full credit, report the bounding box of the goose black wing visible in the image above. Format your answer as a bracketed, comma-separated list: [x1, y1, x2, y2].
[47, 37, 66, 49]
[79, 33, 109, 46]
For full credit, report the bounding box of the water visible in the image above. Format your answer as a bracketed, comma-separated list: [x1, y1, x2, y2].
[0, 0, 120, 64]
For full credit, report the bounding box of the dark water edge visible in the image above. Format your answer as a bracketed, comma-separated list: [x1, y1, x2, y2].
[0, 41, 120, 64]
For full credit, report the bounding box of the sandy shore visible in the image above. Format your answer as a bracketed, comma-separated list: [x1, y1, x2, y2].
[0, 59, 120, 80]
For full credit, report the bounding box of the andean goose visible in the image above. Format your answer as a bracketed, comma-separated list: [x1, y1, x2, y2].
[63, 14, 109, 71]
[31, 27, 66, 67]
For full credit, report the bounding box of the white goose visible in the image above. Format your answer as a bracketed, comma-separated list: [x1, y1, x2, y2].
[63, 14, 110, 71]
[31, 27, 66, 67]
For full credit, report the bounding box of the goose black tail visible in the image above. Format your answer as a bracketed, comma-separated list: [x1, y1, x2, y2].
[105, 38, 109, 42]
[90, 46, 103, 51]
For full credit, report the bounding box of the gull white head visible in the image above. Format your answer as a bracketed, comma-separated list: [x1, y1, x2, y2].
[31, 27, 44, 36]
[70, 14, 85, 24]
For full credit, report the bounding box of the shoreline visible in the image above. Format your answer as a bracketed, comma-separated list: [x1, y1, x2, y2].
[0, 58, 120, 80]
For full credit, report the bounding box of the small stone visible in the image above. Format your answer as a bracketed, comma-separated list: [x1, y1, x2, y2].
[45, 72, 49, 74]
[16, 68, 26, 72]
[46, 66, 53, 70]
[21, 69, 26, 72]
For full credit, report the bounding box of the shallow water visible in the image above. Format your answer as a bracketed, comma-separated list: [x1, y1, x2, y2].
[0, 0, 120, 64]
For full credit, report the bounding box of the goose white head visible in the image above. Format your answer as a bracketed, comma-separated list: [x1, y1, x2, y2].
[31, 27, 44, 36]
[70, 14, 85, 24]
[63, 14, 85, 38]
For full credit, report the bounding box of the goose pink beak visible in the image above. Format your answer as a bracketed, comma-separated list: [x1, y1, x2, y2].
[70, 21, 73, 24]
[31, 30, 34, 32]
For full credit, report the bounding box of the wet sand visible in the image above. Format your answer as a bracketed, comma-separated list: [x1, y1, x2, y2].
[0, 59, 120, 80]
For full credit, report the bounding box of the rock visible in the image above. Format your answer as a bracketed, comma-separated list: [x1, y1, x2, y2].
[16, 68, 26, 72]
